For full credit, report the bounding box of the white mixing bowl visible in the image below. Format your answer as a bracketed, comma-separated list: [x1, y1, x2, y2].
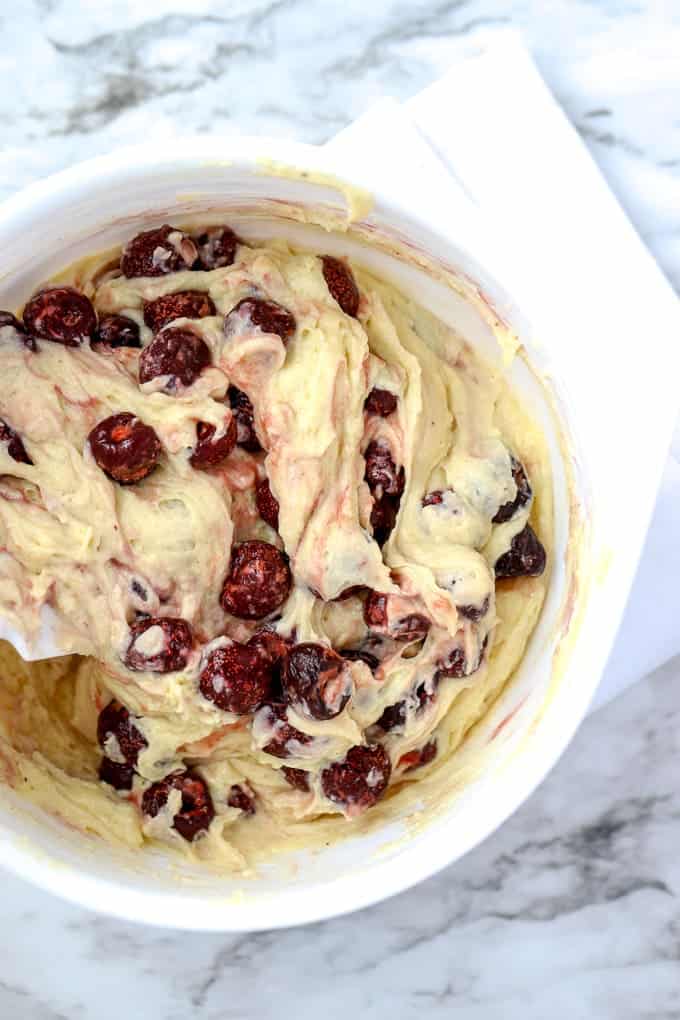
[0, 137, 657, 931]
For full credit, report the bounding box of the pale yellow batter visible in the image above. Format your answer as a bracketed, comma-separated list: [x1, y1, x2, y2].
[0, 224, 551, 870]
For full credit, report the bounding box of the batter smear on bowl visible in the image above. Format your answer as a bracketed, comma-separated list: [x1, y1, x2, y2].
[0, 223, 550, 868]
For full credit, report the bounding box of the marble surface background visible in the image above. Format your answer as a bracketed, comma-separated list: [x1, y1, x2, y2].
[1, 1, 679, 1017]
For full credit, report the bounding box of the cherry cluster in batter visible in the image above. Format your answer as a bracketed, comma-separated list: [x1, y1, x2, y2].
[0, 222, 546, 842]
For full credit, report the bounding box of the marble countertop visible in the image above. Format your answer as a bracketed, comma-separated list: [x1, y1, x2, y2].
[2, 2, 679, 1018]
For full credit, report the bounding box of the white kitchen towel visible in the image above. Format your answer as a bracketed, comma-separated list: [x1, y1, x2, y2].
[326, 33, 680, 713]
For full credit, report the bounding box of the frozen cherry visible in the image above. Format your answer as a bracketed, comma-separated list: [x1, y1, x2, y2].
[224, 297, 296, 344]
[495, 524, 546, 579]
[283, 643, 351, 720]
[376, 683, 431, 732]
[364, 388, 397, 417]
[120, 225, 198, 279]
[340, 648, 379, 671]
[199, 639, 274, 714]
[189, 417, 237, 468]
[437, 645, 466, 679]
[493, 456, 532, 524]
[363, 591, 430, 641]
[227, 386, 261, 452]
[143, 291, 216, 333]
[99, 757, 134, 791]
[227, 783, 256, 815]
[249, 629, 290, 700]
[194, 225, 239, 270]
[257, 701, 313, 759]
[321, 744, 391, 811]
[282, 766, 310, 791]
[370, 493, 399, 545]
[363, 591, 388, 629]
[0, 420, 32, 465]
[256, 478, 279, 530]
[220, 540, 292, 620]
[437, 636, 488, 682]
[398, 740, 437, 772]
[0, 310, 36, 351]
[142, 769, 214, 842]
[458, 595, 490, 623]
[96, 699, 146, 766]
[321, 256, 360, 317]
[138, 327, 211, 390]
[364, 440, 404, 497]
[124, 616, 193, 673]
[94, 314, 141, 349]
[389, 611, 430, 642]
[23, 286, 97, 346]
[247, 628, 291, 668]
[88, 412, 161, 483]
[375, 700, 406, 731]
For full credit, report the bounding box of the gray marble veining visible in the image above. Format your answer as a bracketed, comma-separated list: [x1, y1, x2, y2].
[0, 2, 679, 1018]
[2, 1, 679, 290]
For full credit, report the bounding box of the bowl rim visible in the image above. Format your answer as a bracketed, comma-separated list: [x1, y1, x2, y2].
[0, 135, 618, 930]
